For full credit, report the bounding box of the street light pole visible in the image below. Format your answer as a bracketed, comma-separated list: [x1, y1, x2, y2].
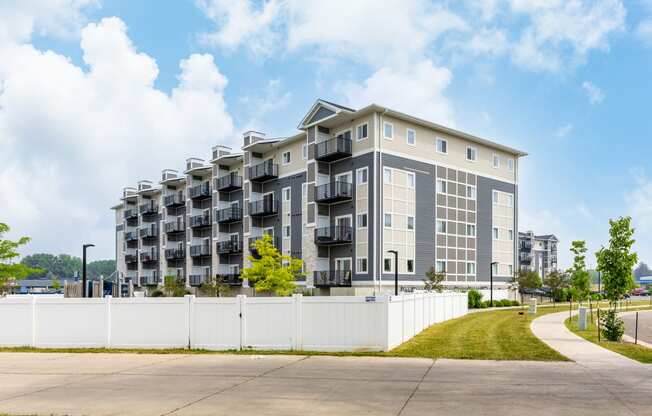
[388, 250, 398, 296]
[82, 244, 95, 298]
[490, 262, 499, 306]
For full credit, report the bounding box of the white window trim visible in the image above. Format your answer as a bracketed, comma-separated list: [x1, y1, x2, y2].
[383, 167, 392, 184]
[282, 151, 291, 166]
[263, 226, 275, 237]
[356, 167, 368, 185]
[492, 190, 499, 204]
[335, 214, 352, 230]
[335, 171, 352, 184]
[406, 258, 415, 274]
[384, 213, 393, 229]
[466, 146, 478, 162]
[436, 260, 446, 273]
[436, 179, 447, 194]
[492, 153, 500, 169]
[356, 257, 368, 273]
[406, 172, 415, 189]
[335, 257, 352, 272]
[466, 261, 476, 275]
[356, 123, 369, 142]
[383, 122, 394, 140]
[357, 212, 368, 229]
[507, 159, 514, 172]
[436, 220, 446, 234]
[492, 227, 499, 240]
[467, 185, 476, 199]
[302, 144, 307, 160]
[436, 138, 448, 155]
[406, 128, 416, 146]
[282, 186, 291, 202]
[283, 225, 291, 239]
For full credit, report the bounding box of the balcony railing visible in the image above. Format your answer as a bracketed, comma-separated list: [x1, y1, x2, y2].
[315, 182, 353, 203]
[249, 236, 279, 257]
[188, 182, 211, 200]
[124, 231, 138, 242]
[249, 161, 278, 182]
[164, 192, 185, 207]
[519, 253, 532, 264]
[216, 206, 242, 223]
[141, 272, 159, 286]
[249, 199, 278, 217]
[165, 247, 185, 260]
[164, 219, 185, 233]
[314, 225, 352, 245]
[218, 274, 242, 286]
[124, 209, 138, 220]
[216, 240, 243, 254]
[189, 274, 211, 287]
[125, 254, 138, 264]
[139, 201, 158, 215]
[189, 213, 211, 229]
[215, 173, 243, 192]
[139, 224, 158, 239]
[140, 250, 159, 263]
[313, 270, 352, 287]
[315, 136, 352, 162]
[190, 244, 211, 258]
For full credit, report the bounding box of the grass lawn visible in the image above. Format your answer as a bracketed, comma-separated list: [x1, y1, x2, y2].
[565, 310, 652, 364]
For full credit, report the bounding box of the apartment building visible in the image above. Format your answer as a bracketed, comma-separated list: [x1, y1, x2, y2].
[518, 231, 558, 279]
[112, 99, 526, 295]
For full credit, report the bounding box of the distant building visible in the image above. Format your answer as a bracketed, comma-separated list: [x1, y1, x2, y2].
[518, 231, 558, 279]
[8, 279, 61, 294]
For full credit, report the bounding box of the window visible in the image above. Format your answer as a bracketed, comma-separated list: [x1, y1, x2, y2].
[436, 261, 446, 273]
[506, 194, 514, 207]
[466, 146, 477, 161]
[437, 220, 446, 233]
[282, 151, 291, 165]
[384, 258, 392, 272]
[467, 185, 476, 199]
[407, 216, 415, 230]
[493, 227, 499, 240]
[492, 153, 500, 168]
[384, 213, 392, 228]
[493, 190, 499, 204]
[508, 229, 513, 241]
[356, 123, 368, 141]
[407, 259, 414, 273]
[357, 167, 368, 184]
[383, 167, 392, 184]
[357, 257, 368, 273]
[436, 138, 447, 154]
[302, 144, 307, 160]
[507, 159, 514, 171]
[406, 129, 416, 146]
[406, 172, 415, 188]
[357, 213, 368, 228]
[508, 264, 513, 275]
[384, 122, 393, 139]
[492, 263, 498, 275]
[467, 262, 476, 275]
[283, 225, 290, 238]
[282, 187, 291, 202]
[466, 224, 476, 237]
[436, 179, 447, 194]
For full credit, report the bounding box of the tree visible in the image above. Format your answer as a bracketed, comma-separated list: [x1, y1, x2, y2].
[199, 275, 231, 297]
[423, 266, 445, 292]
[241, 234, 304, 296]
[163, 275, 187, 297]
[51, 278, 61, 292]
[543, 269, 568, 303]
[514, 270, 542, 292]
[0, 223, 41, 295]
[87, 259, 116, 279]
[596, 217, 638, 305]
[569, 240, 591, 302]
[21, 253, 115, 280]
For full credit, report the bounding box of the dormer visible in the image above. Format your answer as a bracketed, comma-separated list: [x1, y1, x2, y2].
[161, 169, 178, 181]
[212, 145, 232, 161]
[137, 180, 153, 192]
[243, 131, 266, 148]
[297, 99, 355, 130]
[122, 187, 137, 198]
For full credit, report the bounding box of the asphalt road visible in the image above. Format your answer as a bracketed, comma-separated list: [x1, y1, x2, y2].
[623, 310, 652, 345]
[1, 352, 652, 415]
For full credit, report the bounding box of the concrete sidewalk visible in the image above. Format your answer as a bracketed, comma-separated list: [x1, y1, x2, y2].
[1, 352, 652, 415]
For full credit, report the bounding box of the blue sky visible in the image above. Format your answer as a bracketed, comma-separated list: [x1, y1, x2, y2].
[1, 0, 651, 269]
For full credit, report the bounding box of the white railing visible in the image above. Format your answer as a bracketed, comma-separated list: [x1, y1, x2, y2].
[0, 292, 467, 352]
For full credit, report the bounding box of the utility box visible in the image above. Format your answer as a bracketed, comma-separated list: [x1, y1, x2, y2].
[528, 298, 537, 315]
[578, 306, 588, 330]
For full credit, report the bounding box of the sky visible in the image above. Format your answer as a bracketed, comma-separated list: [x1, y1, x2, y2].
[1, 0, 651, 269]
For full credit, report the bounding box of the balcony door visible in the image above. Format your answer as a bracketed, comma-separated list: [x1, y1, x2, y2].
[334, 172, 352, 195]
[335, 215, 352, 240]
[335, 258, 352, 272]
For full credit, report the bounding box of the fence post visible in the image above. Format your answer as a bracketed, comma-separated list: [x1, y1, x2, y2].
[237, 295, 246, 350]
[293, 294, 302, 351]
[106, 295, 112, 348]
[186, 295, 194, 350]
[31, 295, 37, 348]
[382, 295, 391, 351]
[635, 311, 639, 345]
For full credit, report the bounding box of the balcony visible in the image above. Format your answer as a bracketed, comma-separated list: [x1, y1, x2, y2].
[314, 225, 352, 245]
[164, 192, 185, 207]
[218, 274, 242, 286]
[124, 209, 138, 220]
[190, 244, 211, 258]
[216, 240, 243, 254]
[315, 136, 352, 162]
[249, 161, 278, 182]
[216, 206, 242, 223]
[249, 199, 278, 217]
[139, 201, 158, 215]
[215, 173, 243, 192]
[249, 236, 279, 257]
[141, 272, 159, 286]
[189, 274, 211, 287]
[164, 219, 185, 234]
[124, 231, 138, 242]
[125, 254, 138, 264]
[165, 247, 185, 260]
[188, 182, 211, 200]
[140, 250, 159, 263]
[139, 224, 158, 239]
[313, 270, 352, 287]
[315, 182, 353, 203]
[189, 213, 211, 229]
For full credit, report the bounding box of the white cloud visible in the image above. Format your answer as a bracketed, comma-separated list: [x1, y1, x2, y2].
[0, 17, 234, 259]
[555, 123, 574, 138]
[582, 81, 605, 104]
[637, 20, 652, 46]
[625, 169, 652, 262]
[337, 60, 454, 126]
[238, 79, 292, 132]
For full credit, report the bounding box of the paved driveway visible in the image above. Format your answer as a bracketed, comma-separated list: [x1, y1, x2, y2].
[623, 310, 652, 345]
[1, 352, 652, 415]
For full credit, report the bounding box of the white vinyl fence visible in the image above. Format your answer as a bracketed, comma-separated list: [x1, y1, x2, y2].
[0, 292, 467, 352]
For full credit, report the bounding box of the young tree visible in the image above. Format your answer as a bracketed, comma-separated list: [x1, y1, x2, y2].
[163, 275, 187, 297]
[423, 266, 445, 292]
[199, 275, 231, 297]
[0, 223, 40, 295]
[241, 234, 304, 296]
[512, 269, 542, 302]
[543, 269, 568, 303]
[51, 278, 62, 292]
[569, 240, 591, 302]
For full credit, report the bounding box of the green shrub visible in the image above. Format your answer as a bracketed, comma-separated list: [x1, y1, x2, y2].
[149, 289, 165, 297]
[499, 299, 511, 307]
[511, 300, 520, 306]
[468, 290, 483, 308]
[479, 301, 488, 309]
[599, 309, 624, 341]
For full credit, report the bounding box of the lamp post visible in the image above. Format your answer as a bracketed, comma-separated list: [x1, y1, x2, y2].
[490, 261, 499, 306]
[82, 244, 95, 298]
[388, 250, 398, 296]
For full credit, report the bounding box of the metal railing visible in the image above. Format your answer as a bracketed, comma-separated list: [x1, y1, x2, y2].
[249, 161, 278, 181]
[314, 225, 353, 244]
[215, 173, 243, 191]
[249, 199, 278, 216]
[124, 231, 138, 242]
[164, 219, 185, 233]
[139, 201, 158, 215]
[313, 270, 352, 287]
[216, 240, 243, 254]
[216, 206, 242, 223]
[315, 136, 352, 161]
[189, 244, 211, 257]
[165, 247, 185, 260]
[315, 182, 353, 202]
[139, 250, 159, 263]
[188, 182, 211, 199]
[189, 213, 211, 228]
[139, 224, 158, 238]
[164, 193, 185, 207]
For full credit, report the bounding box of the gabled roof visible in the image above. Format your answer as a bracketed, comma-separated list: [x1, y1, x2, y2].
[297, 99, 354, 130]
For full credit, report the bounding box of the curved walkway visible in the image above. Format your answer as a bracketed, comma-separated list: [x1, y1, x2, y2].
[531, 311, 642, 369]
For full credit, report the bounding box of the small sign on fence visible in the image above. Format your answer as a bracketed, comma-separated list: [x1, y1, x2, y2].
[365, 296, 376, 302]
